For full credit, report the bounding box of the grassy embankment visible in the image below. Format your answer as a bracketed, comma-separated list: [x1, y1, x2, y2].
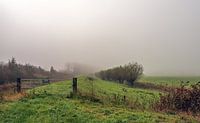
[0, 76, 198, 123]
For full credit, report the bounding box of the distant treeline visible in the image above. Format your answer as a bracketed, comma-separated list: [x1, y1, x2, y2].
[63, 62, 97, 75]
[96, 62, 143, 86]
[0, 58, 69, 84]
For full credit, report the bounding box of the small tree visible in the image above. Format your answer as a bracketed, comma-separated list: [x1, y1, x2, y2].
[124, 62, 143, 86]
[50, 66, 56, 73]
[8, 57, 21, 81]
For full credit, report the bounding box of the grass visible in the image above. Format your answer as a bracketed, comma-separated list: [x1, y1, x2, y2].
[0, 76, 198, 123]
[77, 77, 161, 109]
[139, 76, 200, 87]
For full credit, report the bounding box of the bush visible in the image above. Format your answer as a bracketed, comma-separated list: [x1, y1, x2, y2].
[96, 62, 143, 86]
[157, 82, 200, 114]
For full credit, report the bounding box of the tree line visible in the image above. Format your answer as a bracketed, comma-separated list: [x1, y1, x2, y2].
[96, 62, 143, 86]
[0, 57, 68, 84]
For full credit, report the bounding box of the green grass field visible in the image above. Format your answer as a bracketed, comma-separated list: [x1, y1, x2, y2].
[0, 76, 198, 123]
[139, 76, 200, 87]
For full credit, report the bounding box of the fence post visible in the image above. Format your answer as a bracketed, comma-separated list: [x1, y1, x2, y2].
[16, 78, 21, 93]
[72, 78, 77, 94]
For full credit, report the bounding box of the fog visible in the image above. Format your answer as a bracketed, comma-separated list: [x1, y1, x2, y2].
[1, 0, 200, 76]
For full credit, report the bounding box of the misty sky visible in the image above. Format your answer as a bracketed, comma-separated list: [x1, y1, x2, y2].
[1, 0, 200, 75]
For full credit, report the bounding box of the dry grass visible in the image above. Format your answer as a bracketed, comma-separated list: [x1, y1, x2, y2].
[2, 92, 27, 101]
[0, 83, 15, 91]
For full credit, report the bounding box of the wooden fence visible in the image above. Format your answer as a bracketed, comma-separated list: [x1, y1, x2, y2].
[0, 78, 66, 95]
[0, 77, 78, 96]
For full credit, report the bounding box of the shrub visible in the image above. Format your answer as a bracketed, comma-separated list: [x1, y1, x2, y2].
[96, 62, 143, 86]
[157, 82, 200, 114]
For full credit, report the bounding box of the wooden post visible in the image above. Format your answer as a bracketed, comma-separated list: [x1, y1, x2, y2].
[123, 95, 126, 102]
[72, 78, 77, 94]
[16, 78, 21, 93]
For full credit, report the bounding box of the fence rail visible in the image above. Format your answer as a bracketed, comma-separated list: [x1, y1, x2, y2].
[0, 77, 78, 99]
[21, 79, 65, 81]
[0, 78, 67, 95]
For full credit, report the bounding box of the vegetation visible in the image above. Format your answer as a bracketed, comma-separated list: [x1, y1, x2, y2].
[139, 76, 200, 87]
[157, 83, 200, 114]
[77, 77, 160, 110]
[96, 62, 143, 86]
[0, 76, 198, 123]
[0, 57, 68, 84]
[64, 62, 97, 76]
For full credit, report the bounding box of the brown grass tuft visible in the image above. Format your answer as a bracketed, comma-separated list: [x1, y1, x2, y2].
[3, 92, 27, 101]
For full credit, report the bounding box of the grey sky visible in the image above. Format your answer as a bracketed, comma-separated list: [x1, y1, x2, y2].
[1, 0, 200, 75]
